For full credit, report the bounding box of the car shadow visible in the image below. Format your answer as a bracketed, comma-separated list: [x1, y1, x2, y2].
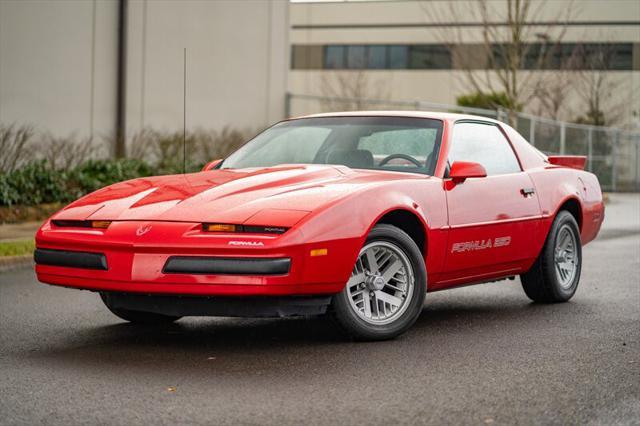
[22, 291, 590, 378]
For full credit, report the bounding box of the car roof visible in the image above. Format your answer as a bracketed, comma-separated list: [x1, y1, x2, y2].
[294, 110, 503, 125]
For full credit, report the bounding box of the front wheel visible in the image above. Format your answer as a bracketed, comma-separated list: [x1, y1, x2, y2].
[100, 293, 181, 324]
[331, 224, 427, 340]
[520, 211, 582, 303]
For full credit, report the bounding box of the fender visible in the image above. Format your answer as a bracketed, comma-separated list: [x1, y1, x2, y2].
[295, 178, 449, 287]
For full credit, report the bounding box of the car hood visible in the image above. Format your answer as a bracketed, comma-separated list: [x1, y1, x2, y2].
[52, 165, 425, 226]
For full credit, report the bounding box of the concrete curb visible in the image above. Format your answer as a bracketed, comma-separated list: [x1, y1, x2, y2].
[0, 255, 33, 273]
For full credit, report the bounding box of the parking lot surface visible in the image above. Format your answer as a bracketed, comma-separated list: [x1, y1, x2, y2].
[1, 194, 638, 425]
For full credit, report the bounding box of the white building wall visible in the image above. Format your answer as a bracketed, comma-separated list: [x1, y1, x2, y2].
[125, 0, 289, 135]
[0, 0, 289, 143]
[289, 0, 640, 125]
[0, 0, 119, 139]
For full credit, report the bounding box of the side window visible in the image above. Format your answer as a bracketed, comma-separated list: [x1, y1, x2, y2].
[449, 122, 521, 175]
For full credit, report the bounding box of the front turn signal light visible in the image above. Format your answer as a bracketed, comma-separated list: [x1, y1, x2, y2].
[204, 223, 238, 232]
[202, 223, 288, 234]
[91, 221, 111, 229]
[310, 248, 328, 257]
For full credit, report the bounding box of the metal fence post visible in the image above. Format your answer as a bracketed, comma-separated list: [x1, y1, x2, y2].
[611, 130, 618, 192]
[284, 92, 292, 118]
[529, 116, 536, 146]
[636, 136, 640, 191]
[587, 127, 593, 172]
[559, 123, 566, 154]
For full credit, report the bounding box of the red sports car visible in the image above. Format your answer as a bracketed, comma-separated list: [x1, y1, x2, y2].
[35, 112, 604, 340]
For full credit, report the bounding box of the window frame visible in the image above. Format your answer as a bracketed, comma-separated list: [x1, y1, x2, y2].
[447, 119, 524, 177]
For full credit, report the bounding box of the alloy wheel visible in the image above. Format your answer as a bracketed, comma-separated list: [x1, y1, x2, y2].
[554, 224, 579, 289]
[346, 241, 415, 325]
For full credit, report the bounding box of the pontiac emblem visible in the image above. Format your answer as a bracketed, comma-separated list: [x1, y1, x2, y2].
[136, 224, 152, 236]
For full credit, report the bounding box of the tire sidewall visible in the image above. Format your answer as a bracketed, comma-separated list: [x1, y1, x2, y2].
[543, 211, 582, 301]
[332, 224, 427, 340]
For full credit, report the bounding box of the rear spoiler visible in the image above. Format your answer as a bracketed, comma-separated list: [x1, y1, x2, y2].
[547, 155, 586, 170]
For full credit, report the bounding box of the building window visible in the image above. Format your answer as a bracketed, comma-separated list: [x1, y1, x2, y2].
[408, 45, 451, 69]
[368, 45, 387, 69]
[576, 43, 633, 71]
[389, 45, 408, 69]
[325, 45, 345, 69]
[299, 43, 636, 71]
[346, 45, 367, 68]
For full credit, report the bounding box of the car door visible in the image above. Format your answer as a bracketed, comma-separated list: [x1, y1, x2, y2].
[441, 121, 542, 283]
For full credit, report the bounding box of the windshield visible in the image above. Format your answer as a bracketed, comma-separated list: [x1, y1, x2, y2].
[221, 116, 443, 175]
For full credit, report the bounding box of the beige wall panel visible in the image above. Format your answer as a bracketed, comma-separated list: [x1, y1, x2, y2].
[290, 0, 640, 44]
[0, 0, 118, 138]
[125, 0, 289, 136]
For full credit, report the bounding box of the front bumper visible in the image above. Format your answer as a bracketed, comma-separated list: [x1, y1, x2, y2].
[101, 292, 332, 317]
[35, 220, 360, 296]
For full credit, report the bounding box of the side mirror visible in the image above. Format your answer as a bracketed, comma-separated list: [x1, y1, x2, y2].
[449, 161, 487, 183]
[202, 159, 223, 172]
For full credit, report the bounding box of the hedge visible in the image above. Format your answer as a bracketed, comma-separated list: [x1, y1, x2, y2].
[0, 159, 153, 207]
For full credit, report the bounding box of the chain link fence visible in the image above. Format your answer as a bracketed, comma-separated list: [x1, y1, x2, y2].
[286, 93, 640, 192]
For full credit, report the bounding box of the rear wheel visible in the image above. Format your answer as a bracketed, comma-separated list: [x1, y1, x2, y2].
[520, 211, 582, 303]
[331, 224, 426, 340]
[100, 293, 181, 324]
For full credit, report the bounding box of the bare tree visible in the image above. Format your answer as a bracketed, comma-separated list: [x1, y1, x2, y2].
[531, 44, 581, 120]
[572, 43, 625, 126]
[425, 0, 577, 119]
[0, 124, 34, 173]
[319, 70, 389, 112]
[40, 133, 102, 170]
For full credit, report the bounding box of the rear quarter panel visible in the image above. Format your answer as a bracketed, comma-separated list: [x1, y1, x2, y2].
[527, 166, 604, 245]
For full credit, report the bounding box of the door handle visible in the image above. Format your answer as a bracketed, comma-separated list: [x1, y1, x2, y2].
[520, 187, 535, 197]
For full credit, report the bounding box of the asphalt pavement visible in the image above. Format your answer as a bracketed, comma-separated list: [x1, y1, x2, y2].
[1, 194, 639, 425]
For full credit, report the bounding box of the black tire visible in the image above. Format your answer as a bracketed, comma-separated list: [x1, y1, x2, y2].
[520, 211, 582, 303]
[99, 293, 181, 324]
[330, 224, 427, 341]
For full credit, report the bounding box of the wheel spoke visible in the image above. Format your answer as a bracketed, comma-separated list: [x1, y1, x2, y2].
[347, 272, 365, 288]
[371, 292, 379, 317]
[383, 282, 403, 292]
[559, 231, 571, 250]
[374, 291, 402, 308]
[555, 263, 564, 281]
[362, 293, 371, 317]
[382, 259, 403, 283]
[365, 249, 379, 274]
[351, 289, 366, 298]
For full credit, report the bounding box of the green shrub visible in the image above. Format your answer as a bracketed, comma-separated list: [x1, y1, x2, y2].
[0, 161, 70, 206]
[0, 125, 251, 207]
[0, 159, 153, 207]
[456, 91, 522, 111]
[69, 159, 153, 196]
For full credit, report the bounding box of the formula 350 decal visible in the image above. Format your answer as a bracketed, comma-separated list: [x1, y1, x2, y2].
[451, 236, 511, 253]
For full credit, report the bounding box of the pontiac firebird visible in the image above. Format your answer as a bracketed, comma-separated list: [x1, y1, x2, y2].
[34, 112, 605, 340]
